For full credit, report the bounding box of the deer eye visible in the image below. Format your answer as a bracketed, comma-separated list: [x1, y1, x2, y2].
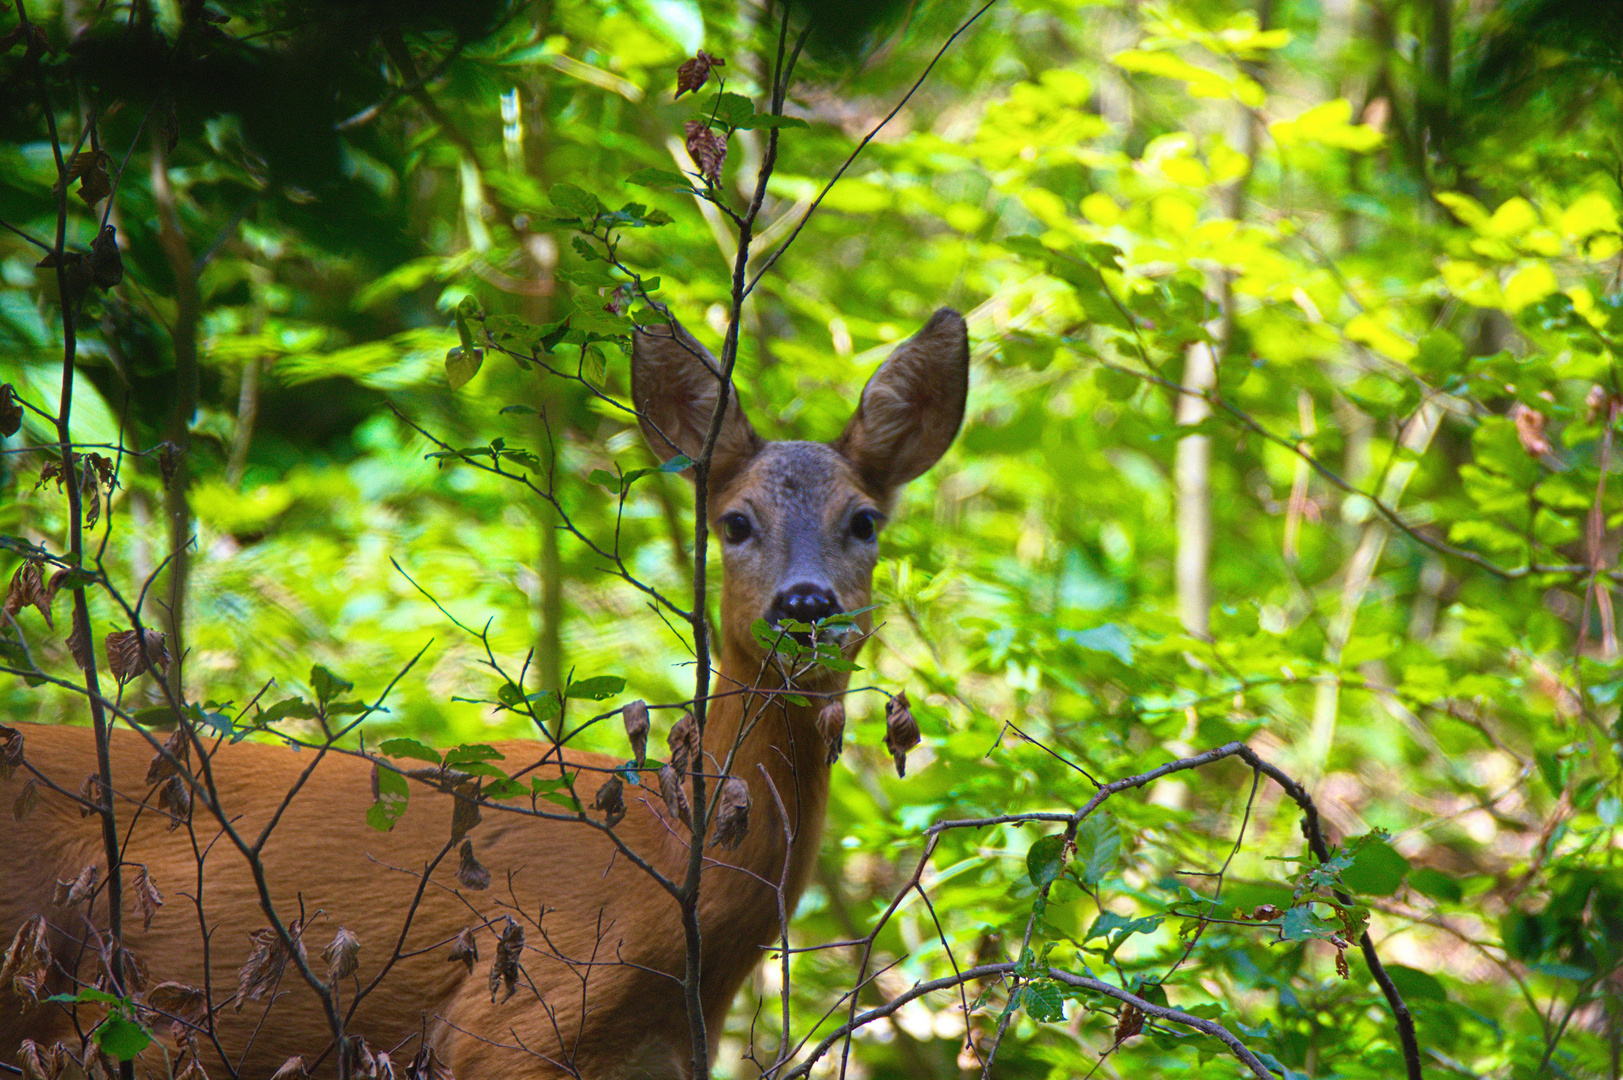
[850, 509, 881, 542]
[720, 512, 753, 544]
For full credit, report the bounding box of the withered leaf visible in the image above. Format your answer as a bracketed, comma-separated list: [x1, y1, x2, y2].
[347, 1039, 376, 1080]
[0, 914, 50, 1001]
[12, 777, 37, 822]
[1115, 1001, 1145, 1043]
[66, 605, 92, 671]
[456, 839, 490, 891]
[372, 1051, 397, 1080]
[447, 925, 478, 974]
[0, 723, 22, 782]
[404, 1045, 454, 1080]
[488, 916, 523, 1004]
[15, 1039, 50, 1080]
[78, 773, 101, 818]
[158, 774, 191, 830]
[675, 50, 723, 98]
[105, 945, 148, 994]
[1512, 402, 1551, 457]
[0, 383, 21, 438]
[817, 700, 846, 766]
[622, 699, 649, 768]
[666, 711, 698, 778]
[449, 780, 480, 845]
[55, 865, 98, 907]
[174, 1054, 213, 1080]
[6, 560, 54, 627]
[324, 927, 360, 982]
[132, 865, 163, 931]
[684, 121, 727, 187]
[656, 763, 691, 829]
[883, 691, 921, 778]
[144, 980, 209, 1031]
[594, 776, 625, 828]
[710, 776, 750, 850]
[89, 225, 122, 288]
[107, 627, 170, 683]
[145, 726, 189, 786]
[232, 919, 305, 1010]
[268, 1056, 308, 1080]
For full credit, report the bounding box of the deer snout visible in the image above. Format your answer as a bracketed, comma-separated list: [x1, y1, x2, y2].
[771, 583, 841, 627]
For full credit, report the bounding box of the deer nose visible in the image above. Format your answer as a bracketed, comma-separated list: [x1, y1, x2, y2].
[771, 583, 840, 626]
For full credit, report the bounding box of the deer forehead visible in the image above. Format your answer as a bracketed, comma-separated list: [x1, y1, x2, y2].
[713, 441, 875, 522]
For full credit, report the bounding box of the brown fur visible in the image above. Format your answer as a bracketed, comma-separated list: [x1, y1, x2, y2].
[0, 309, 969, 1079]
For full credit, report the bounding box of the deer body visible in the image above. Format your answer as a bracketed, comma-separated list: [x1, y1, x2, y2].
[0, 309, 968, 1078]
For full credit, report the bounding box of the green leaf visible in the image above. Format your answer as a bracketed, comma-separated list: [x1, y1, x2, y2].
[567, 675, 626, 701]
[379, 738, 440, 765]
[550, 182, 606, 218]
[706, 91, 755, 129]
[661, 453, 694, 473]
[444, 744, 505, 765]
[1409, 866, 1463, 903]
[311, 665, 353, 707]
[446, 346, 484, 390]
[1022, 979, 1065, 1022]
[256, 697, 317, 725]
[94, 1015, 152, 1061]
[368, 767, 409, 831]
[738, 113, 810, 130]
[1383, 964, 1448, 1002]
[1027, 834, 1069, 890]
[1340, 839, 1409, 896]
[626, 167, 694, 192]
[1074, 814, 1119, 886]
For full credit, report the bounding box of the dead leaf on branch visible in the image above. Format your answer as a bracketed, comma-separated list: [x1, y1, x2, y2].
[883, 691, 921, 778]
[144, 981, 209, 1032]
[54, 865, 98, 907]
[675, 50, 723, 98]
[268, 1056, 308, 1080]
[817, 700, 846, 766]
[145, 727, 189, 785]
[404, 1045, 453, 1080]
[132, 866, 163, 931]
[0, 723, 22, 781]
[89, 225, 122, 288]
[324, 927, 360, 982]
[5, 560, 57, 628]
[622, 699, 649, 767]
[78, 773, 101, 818]
[66, 605, 92, 671]
[657, 763, 691, 829]
[233, 919, 306, 1010]
[449, 779, 481, 845]
[666, 711, 698, 778]
[488, 917, 523, 1004]
[0, 915, 50, 1001]
[594, 775, 626, 828]
[684, 121, 727, 187]
[456, 839, 490, 891]
[447, 925, 478, 974]
[710, 776, 750, 850]
[1114, 1001, 1145, 1043]
[158, 774, 191, 830]
[0, 383, 21, 437]
[107, 628, 169, 683]
[1512, 402, 1552, 457]
[15, 1039, 51, 1080]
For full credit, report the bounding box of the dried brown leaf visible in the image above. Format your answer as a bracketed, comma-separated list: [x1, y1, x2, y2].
[15, 1039, 51, 1080]
[657, 763, 691, 829]
[145, 727, 189, 786]
[0, 723, 22, 782]
[107, 628, 169, 683]
[449, 780, 480, 845]
[0, 383, 19, 438]
[78, 773, 100, 818]
[710, 776, 750, 850]
[55, 865, 98, 907]
[268, 1056, 308, 1080]
[1512, 402, 1552, 457]
[158, 774, 191, 830]
[448, 925, 478, 974]
[1114, 1001, 1144, 1042]
[684, 121, 727, 187]
[324, 927, 360, 982]
[12, 777, 37, 822]
[883, 691, 921, 778]
[348, 1039, 376, 1080]
[132, 865, 163, 931]
[1335, 947, 1350, 979]
[488, 916, 523, 1004]
[1, 915, 50, 1002]
[817, 701, 846, 766]
[6, 561, 54, 627]
[89, 225, 122, 288]
[404, 1045, 454, 1080]
[144, 980, 209, 1031]
[675, 50, 723, 98]
[622, 699, 649, 767]
[373, 1051, 396, 1080]
[456, 839, 490, 891]
[66, 604, 92, 671]
[666, 711, 698, 778]
[232, 919, 305, 1010]
[593, 776, 625, 828]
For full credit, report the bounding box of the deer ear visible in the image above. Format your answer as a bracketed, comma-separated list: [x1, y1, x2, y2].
[834, 308, 969, 497]
[631, 318, 762, 481]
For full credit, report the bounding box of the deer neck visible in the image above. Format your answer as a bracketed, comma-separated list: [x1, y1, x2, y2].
[698, 645, 839, 926]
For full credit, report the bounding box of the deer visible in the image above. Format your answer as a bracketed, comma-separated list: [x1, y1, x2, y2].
[0, 307, 970, 1079]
